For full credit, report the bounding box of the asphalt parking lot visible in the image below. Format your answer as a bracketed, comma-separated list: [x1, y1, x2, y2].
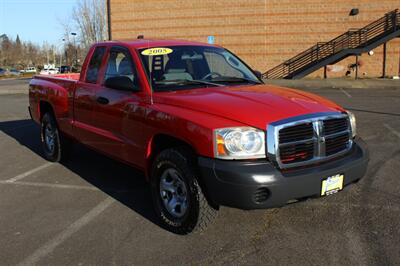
[0, 79, 399, 265]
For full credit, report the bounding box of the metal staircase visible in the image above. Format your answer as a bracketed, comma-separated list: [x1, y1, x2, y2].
[263, 9, 400, 79]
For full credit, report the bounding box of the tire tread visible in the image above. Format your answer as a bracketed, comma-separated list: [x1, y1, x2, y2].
[151, 147, 218, 234]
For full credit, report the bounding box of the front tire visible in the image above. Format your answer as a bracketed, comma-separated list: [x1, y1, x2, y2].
[41, 112, 71, 162]
[151, 148, 218, 234]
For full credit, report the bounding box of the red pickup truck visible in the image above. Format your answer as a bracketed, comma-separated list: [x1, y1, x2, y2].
[29, 39, 369, 234]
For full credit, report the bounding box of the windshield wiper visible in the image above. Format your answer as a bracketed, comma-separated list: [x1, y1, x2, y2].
[156, 79, 223, 87]
[210, 76, 262, 84]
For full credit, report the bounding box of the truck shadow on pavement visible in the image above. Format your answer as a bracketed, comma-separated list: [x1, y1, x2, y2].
[0, 119, 162, 229]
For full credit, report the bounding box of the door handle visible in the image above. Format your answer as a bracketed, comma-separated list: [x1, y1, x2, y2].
[96, 96, 109, 105]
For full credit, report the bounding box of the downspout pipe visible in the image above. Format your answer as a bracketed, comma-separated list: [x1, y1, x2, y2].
[107, 0, 112, 40]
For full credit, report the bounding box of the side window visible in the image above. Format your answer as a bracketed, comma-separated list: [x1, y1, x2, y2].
[104, 49, 136, 84]
[85, 47, 106, 83]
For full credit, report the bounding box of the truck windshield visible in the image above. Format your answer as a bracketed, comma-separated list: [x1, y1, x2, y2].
[138, 45, 261, 92]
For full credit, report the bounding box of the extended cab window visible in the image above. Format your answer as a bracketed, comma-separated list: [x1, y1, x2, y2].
[104, 48, 137, 84]
[85, 47, 106, 83]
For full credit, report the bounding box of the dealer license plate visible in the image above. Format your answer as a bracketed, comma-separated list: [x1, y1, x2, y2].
[321, 174, 344, 196]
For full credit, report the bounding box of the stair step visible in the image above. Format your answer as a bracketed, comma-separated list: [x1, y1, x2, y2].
[263, 9, 400, 80]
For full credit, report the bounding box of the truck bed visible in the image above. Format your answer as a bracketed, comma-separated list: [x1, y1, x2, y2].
[36, 73, 80, 81]
[29, 73, 80, 137]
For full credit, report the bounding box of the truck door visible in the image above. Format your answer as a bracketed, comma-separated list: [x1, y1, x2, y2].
[92, 46, 147, 167]
[73, 46, 107, 147]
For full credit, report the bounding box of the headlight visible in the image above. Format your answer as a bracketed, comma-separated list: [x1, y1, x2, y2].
[347, 111, 357, 138]
[214, 127, 265, 159]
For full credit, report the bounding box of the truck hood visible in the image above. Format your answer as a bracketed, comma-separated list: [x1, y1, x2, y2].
[154, 84, 345, 129]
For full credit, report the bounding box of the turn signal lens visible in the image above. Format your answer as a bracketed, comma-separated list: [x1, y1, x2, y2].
[216, 134, 226, 156]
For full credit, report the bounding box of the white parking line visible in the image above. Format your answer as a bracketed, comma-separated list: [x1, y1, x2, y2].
[384, 123, 400, 138]
[0, 180, 99, 191]
[5, 162, 54, 183]
[0, 180, 134, 193]
[0, 116, 30, 122]
[363, 134, 378, 141]
[345, 231, 368, 265]
[308, 200, 400, 212]
[339, 88, 352, 98]
[18, 197, 115, 266]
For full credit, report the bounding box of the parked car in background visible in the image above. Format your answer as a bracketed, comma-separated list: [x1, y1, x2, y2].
[60, 65, 71, 73]
[21, 67, 37, 73]
[40, 68, 59, 75]
[0, 68, 20, 77]
[50, 68, 60, 74]
[8, 68, 21, 76]
[39, 69, 49, 75]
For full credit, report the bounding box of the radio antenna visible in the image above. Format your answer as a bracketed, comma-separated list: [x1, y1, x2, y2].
[147, 39, 153, 105]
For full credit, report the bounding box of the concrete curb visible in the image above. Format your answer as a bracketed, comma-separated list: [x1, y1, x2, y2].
[263, 79, 400, 90]
[0, 77, 32, 81]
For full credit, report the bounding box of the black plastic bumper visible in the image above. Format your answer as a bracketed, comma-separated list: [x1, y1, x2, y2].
[198, 138, 369, 210]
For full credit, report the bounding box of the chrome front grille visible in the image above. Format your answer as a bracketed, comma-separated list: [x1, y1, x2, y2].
[323, 117, 349, 135]
[279, 122, 314, 143]
[325, 132, 350, 156]
[267, 112, 353, 169]
[279, 139, 314, 164]
[323, 117, 351, 156]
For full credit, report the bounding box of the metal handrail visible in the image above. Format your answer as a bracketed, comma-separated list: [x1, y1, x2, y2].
[263, 9, 400, 79]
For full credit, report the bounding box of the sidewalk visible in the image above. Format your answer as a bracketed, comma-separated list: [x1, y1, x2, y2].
[264, 78, 400, 90]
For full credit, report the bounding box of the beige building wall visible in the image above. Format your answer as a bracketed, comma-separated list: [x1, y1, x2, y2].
[109, 0, 400, 78]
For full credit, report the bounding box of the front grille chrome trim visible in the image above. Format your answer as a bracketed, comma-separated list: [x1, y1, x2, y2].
[325, 130, 351, 138]
[279, 138, 315, 147]
[267, 112, 352, 169]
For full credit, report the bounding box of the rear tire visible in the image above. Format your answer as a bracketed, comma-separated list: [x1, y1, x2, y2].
[41, 112, 71, 162]
[150, 148, 218, 234]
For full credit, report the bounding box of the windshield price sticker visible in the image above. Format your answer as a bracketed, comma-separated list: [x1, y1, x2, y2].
[141, 47, 173, 56]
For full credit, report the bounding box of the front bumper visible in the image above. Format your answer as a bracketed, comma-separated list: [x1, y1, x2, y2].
[198, 138, 369, 210]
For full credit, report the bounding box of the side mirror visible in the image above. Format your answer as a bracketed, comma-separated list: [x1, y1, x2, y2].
[253, 70, 262, 80]
[104, 76, 139, 92]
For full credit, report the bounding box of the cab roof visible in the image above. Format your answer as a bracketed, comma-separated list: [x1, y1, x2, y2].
[95, 39, 220, 49]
